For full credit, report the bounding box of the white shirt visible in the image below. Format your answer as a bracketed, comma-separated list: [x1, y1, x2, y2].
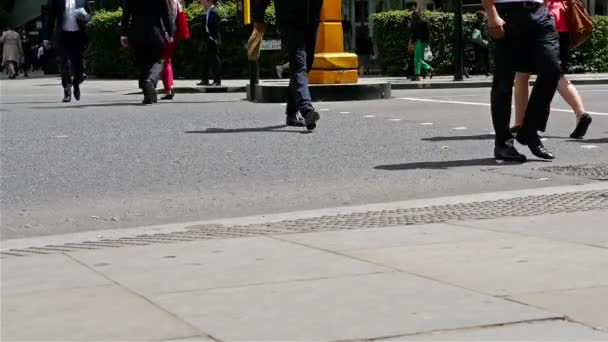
[62, 0, 80, 32]
[206, 5, 215, 40]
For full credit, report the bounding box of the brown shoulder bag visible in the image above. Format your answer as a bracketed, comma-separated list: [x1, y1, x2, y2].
[567, 0, 593, 48]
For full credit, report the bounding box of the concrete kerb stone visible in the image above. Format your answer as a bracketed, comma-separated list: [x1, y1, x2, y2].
[2, 182, 607, 254]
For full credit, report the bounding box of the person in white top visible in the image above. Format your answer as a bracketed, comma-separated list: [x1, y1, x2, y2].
[483, 0, 561, 161]
[44, 0, 92, 102]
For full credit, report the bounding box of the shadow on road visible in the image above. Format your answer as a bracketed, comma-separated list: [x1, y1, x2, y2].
[30, 100, 241, 110]
[375, 158, 550, 170]
[567, 138, 608, 144]
[186, 125, 305, 134]
[422, 134, 567, 142]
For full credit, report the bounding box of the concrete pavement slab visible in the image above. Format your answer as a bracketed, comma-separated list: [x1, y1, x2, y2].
[510, 287, 608, 330]
[1, 285, 201, 341]
[154, 272, 557, 341]
[276, 223, 513, 252]
[0, 253, 110, 296]
[381, 320, 608, 340]
[69, 237, 387, 296]
[456, 210, 608, 248]
[346, 237, 608, 296]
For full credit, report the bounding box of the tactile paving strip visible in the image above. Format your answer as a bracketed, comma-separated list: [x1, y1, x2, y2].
[2, 190, 607, 258]
[538, 164, 608, 181]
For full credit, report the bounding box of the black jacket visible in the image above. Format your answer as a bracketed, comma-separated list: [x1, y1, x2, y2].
[44, 0, 92, 41]
[252, 0, 323, 28]
[204, 6, 221, 44]
[121, 0, 173, 44]
[409, 19, 430, 43]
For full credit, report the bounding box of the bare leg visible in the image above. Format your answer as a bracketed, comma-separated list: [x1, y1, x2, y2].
[557, 75, 585, 119]
[513, 72, 531, 128]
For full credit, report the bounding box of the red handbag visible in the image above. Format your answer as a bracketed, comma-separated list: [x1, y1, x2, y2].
[175, 11, 190, 41]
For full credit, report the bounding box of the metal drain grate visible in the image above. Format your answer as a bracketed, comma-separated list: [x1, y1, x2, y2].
[539, 164, 608, 180]
[2, 190, 607, 258]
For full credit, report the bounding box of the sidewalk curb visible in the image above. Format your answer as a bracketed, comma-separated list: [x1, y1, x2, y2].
[3, 182, 607, 252]
[169, 78, 608, 94]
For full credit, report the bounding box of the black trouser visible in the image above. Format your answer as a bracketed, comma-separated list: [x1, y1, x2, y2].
[283, 22, 319, 116]
[491, 3, 561, 147]
[59, 31, 86, 90]
[202, 39, 221, 84]
[132, 40, 163, 89]
[474, 45, 490, 74]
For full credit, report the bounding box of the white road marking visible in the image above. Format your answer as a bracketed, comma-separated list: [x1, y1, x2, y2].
[363, 115, 375, 118]
[581, 145, 599, 149]
[320, 109, 330, 112]
[420, 122, 434, 126]
[452, 127, 467, 130]
[55, 135, 68, 138]
[541, 138, 548, 141]
[389, 119, 401, 122]
[340, 111, 351, 114]
[537, 178, 551, 181]
[398, 97, 608, 116]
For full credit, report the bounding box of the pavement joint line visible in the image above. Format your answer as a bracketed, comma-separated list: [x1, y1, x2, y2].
[157, 270, 394, 297]
[63, 253, 219, 342]
[268, 233, 551, 307]
[398, 97, 608, 116]
[2, 182, 608, 252]
[351, 317, 569, 341]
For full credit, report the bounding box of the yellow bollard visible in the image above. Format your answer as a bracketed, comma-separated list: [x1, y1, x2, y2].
[309, 0, 359, 84]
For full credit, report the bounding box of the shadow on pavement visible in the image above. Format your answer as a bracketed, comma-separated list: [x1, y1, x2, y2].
[568, 138, 608, 144]
[30, 100, 241, 109]
[186, 125, 305, 134]
[375, 158, 549, 170]
[423, 134, 567, 142]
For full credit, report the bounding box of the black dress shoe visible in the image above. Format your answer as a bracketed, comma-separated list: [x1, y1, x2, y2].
[510, 125, 521, 134]
[286, 115, 305, 127]
[161, 90, 175, 101]
[210, 81, 222, 87]
[410, 75, 421, 81]
[303, 110, 320, 131]
[73, 84, 81, 101]
[494, 143, 527, 162]
[529, 142, 555, 160]
[62, 88, 72, 103]
[569, 113, 592, 139]
[197, 81, 210, 86]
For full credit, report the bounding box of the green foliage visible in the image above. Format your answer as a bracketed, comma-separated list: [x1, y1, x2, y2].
[86, 2, 286, 79]
[372, 10, 608, 75]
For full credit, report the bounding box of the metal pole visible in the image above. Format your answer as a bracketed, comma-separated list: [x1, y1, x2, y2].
[248, 60, 259, 101]
[453, 0, 464, 81]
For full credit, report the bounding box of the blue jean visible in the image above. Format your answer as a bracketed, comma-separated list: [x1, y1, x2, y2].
[284, 23, 319, 116]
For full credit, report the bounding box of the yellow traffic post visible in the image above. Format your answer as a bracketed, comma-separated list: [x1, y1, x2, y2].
[309, 0, 359, 84]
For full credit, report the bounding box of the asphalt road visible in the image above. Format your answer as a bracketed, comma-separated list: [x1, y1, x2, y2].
[1, 78, 607, 239]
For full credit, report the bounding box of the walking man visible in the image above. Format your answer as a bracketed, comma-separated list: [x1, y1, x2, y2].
[198, 0, 222, 87]
[484, 0, 561, 161]
[44, 0, 92, 102]
[252, 0, 322, 131]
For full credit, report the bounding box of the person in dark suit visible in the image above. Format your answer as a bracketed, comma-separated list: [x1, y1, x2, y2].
[44, 0, 92, 102]
[198, 0, 222, 86]
[252, 0, 323, 131]
[120, 0, 173, 104]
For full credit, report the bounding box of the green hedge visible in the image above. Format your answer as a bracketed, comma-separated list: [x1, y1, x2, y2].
[86, 2, 286, 79]
[371, 10, 608, 75]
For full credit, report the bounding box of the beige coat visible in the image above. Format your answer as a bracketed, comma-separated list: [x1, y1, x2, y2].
[1, 30, 24, 65]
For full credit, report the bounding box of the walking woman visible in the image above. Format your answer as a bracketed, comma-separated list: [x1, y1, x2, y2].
[1, 27, 24, 79]
[512, 0, 592, 139]
[160, 0, 183, 100]
[120, 0, 173, 104]
[409, 9, 433, 81]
